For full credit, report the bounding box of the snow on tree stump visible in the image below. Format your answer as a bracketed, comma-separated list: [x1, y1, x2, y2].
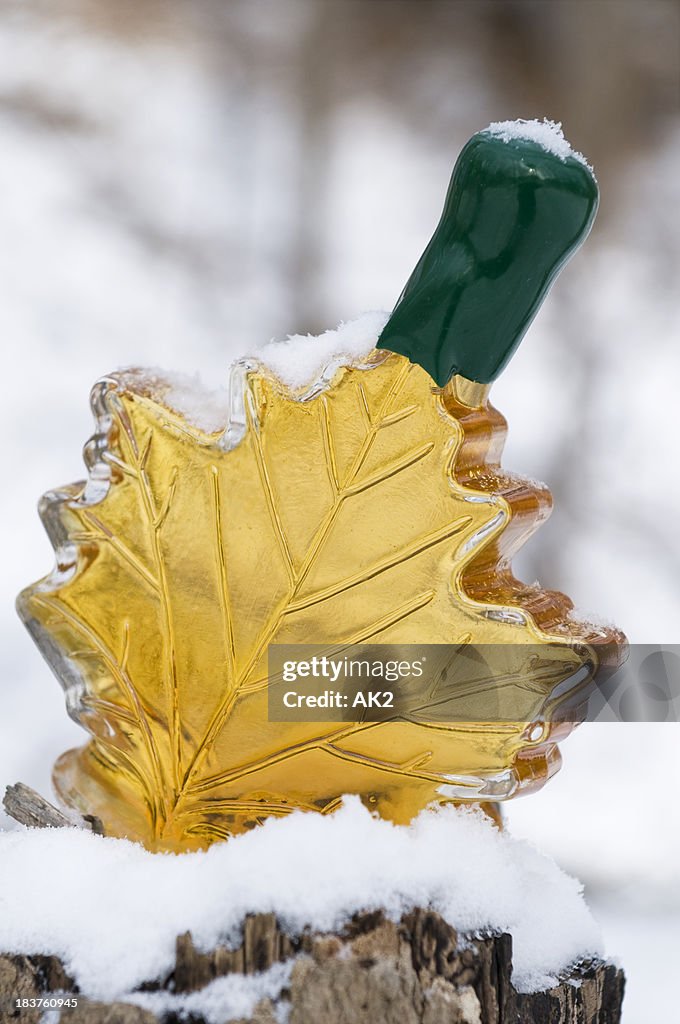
[1, 785, 625, 1023]
[0, 909, 624, 1024]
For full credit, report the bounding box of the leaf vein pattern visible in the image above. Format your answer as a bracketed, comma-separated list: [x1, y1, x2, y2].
[172, 362, 417, 809]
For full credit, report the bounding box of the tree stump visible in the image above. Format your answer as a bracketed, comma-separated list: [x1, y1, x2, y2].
[1, 786, 625, 1023]
[0, 908, 624, 1024]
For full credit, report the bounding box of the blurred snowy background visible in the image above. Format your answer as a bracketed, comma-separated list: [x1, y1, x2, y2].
[0, 1, 677, 1019]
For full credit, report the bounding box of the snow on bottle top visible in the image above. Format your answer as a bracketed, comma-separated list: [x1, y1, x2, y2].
[484, 118, 591, 169]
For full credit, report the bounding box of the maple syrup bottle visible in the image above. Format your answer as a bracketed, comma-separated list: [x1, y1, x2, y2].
[18, 121, 625, 850]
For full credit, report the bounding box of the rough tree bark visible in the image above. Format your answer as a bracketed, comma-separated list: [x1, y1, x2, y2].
[0, 909, 624, 1024]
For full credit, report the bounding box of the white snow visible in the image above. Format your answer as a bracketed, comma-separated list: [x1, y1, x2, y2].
[587, 897, 680, 1024]
[162, 373, 231, 433]
[128, 960, 294, 1024]
[117, 367, 233, 435]
[0, 798, 601, 1001]
[129, 311, 389, 432]
[485, 118, 591, 169]
[252, 310, 389, 390]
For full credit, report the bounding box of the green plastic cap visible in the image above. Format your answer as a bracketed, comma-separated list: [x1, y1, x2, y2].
[378, 122, 599, 386]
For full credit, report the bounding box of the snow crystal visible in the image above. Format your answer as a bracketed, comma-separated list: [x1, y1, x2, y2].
[128, 311, 389, 432]
[0, 798, 602, 1001]
[485, 119, 591, 169]
[127, 960, 294, 1024]
[253, 309, 389, 390]
[567, 605, 618, 633]
[115, 367, 231, 435]
[162, 371, 231, 434]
